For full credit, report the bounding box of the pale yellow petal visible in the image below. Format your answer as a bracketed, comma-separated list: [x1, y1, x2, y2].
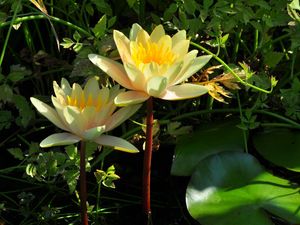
[124, 63, 146, 90]
[94, 134, 139, 153]
[172, 30, 187, 47]
[146, 76, 167, 97]
[114, 91, 149, 106]
[83, 125, 106, 140]
[84, 77, 100, 98]
[172, 40, 189, 60]
[40, 133, 81, 147]
[30, 97, 68, 131]
[60, 78, 72, 95]
[157, 35, 172, 50]
[174, 55, 212, 84]
[130, 23, 143, 41]
[88, 54, 134, 90]
[63, 106, 85, 136]
[163, 62, 183, 84]
[113, 30, 133, 64]
[105, 104, 142, 131]
[136, 29, 150, 47]
[150, 24, 165, 42]
[159, 83, 208, 100]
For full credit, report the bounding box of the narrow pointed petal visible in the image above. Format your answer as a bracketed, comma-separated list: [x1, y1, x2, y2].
[60, 78, 72, 95]
[124, 63, 146, 90]
[88, 54, 134, 90]
[172, 40, 190, 59]
[83, 125, 106, 140]
[136, 30, 150, 47]
[150, 25, 165, 42]
[174, 55, 212, 84]
[159, 83, 208, 100]
[113, 30, 133, 63]
[172, 30, 186, 46]
[114, 91, 149, 106]
[94, 134, 139, 153]
[130, 23, 143, 40]
[63, 106, 85, 136]
[84, 77, 100, 97]
[105, 104, 142, 131]
[164, 62, 183, 84]
[30, 97, 68, 131]
[147, 76, 167, 97]
[40, 133, 81, 147]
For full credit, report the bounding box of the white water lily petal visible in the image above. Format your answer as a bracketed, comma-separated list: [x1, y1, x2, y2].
[172, 30, 186, 47]
[94, 134, 139, 153]
[159, 83, 208, 100]
[83, 125, 106, 140]
[40, 133, 81, 147]
[88, 54, 133, 90]
[136, 29, 150, 47]
[150, 24, 165, 42]
[147, 76, 167, 97]
[113, 30, 133, 64]
[84, 77, 100, 98]
[172, 40, 189, 59]
[164, 62, 183, 84]
[63, 106, 85, 135]
[124, 63, 146, 90]
[114, 91, 149, 106]
[129, 23, 143, 41]
[105, 104, 142, 131]
[30, 97, 68, 131]
[60, 78, 72, 96]
[175, 55, 212, 84]
[158, 35, 172, 50]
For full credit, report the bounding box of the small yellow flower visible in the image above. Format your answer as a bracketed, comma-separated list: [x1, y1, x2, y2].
[89, 24, 211, 106]
[30, 77, 141, 152]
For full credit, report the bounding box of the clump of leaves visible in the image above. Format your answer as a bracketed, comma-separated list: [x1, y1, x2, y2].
[94, 165, 120, 189]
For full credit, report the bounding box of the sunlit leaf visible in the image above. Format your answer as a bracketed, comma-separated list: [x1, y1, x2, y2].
[187, 152, 300, 225]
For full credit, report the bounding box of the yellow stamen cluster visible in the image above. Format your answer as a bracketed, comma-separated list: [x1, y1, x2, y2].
[131, 41, 176, 67]
[66, 93, 102, 111]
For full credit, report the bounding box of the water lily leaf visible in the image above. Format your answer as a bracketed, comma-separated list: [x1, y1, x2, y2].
[186, 152, 300, 225]
[252, 128, 300, 172]
[171, 120, 244, 176]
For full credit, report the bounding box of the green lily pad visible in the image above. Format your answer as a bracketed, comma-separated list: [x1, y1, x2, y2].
[171, 120, 245, 176]
[252, 128, 300, 172]
[186, 152, 300, 225]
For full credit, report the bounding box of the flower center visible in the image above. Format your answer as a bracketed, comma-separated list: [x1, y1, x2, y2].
[67, 92, 102, 112]
[131, 40, 176, 67]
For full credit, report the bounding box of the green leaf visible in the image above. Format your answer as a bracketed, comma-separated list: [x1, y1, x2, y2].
[263, 51, 284, 68]
[127, 0, 136, 8]
[73, 31, 81, 42]
[171, 119, 244, 176]
[8, 148, 24, 160]
[92, 15, 107, 39]
[253, 128, 300, 172]
[7, 64, 31, 82]
[61, 38, 74, 49]
[0, 110, 12, 130]
[186, 152, 300, 225]
[289, 0, 300, 10]
[64, 170, 80, 193]
[13, 94, 34, 128]
[0, 84, 13, 102]
[65, 145, 77, 160]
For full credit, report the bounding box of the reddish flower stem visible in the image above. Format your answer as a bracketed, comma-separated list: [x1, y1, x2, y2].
[80, 141, 89, 225]
[143, 97, 154, 224]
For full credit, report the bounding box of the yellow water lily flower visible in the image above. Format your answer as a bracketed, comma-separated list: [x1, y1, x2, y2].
[88, 23, 211, 106]
[30, 77, 141, 152]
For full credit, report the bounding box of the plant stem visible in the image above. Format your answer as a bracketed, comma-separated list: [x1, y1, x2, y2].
[79, 141, 89, 225]
[190, 41, 274, 94]
[143, 97, 154, 224]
